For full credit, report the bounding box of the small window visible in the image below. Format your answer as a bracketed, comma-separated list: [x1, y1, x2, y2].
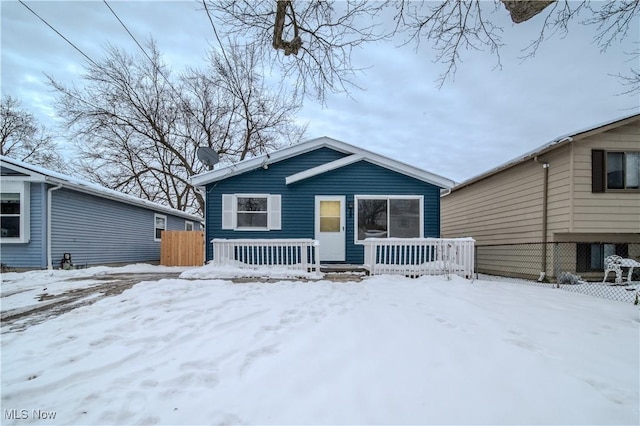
[355, 196, 422, 242]
[185, 221, 194, 231]
[222, 194, 281, 231]
[0, 182, 30, 243]
[154, 214, 167, 241]
[606, 152, 640, 190]
[237, 196, 268, 228]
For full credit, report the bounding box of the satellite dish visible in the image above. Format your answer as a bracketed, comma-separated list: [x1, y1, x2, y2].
[197, 147, 220, 170]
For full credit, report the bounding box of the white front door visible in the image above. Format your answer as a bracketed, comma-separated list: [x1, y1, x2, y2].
[315, 196, 345, 262]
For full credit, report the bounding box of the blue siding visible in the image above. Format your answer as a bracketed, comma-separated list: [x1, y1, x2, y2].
[50, 188, 195, 268]
[206, 147, 442, 264]
[0, 182, 47, 268]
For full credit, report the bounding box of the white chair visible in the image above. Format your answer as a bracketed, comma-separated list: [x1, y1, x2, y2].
[603, 255, 623, 284]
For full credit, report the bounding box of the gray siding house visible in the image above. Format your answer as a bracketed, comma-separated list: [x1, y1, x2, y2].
[1, 156, 202, 269]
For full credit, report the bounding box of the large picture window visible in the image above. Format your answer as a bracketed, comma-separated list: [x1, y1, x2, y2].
[0, 181, 30, 243]
[355, 196, 422, 242]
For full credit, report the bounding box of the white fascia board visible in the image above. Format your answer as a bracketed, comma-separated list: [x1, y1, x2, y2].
[285, 154, 364, 185]
[189, 136, 456, 189]
[190, 137, 354, 187]
[0, 161, 47, 182]
[450, 113, 640, 192]
[1, 156, 201, 221]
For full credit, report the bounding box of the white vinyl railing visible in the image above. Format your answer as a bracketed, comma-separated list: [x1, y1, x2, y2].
[363, 237, 475, 279]
[212, 238, 321, 273]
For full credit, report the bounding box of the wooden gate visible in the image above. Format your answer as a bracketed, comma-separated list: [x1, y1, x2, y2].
[160, 231, 205, 266]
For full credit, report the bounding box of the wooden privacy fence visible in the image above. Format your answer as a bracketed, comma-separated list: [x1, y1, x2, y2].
[212, 238, 321, 273]
[160, 231, 205, 266]
[363, 237, 475, 279]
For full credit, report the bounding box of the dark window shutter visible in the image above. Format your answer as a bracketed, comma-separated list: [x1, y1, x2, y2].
[615, 243, 629, 258]
[576, 243, 590, 272]
[592, 150, 605, 193]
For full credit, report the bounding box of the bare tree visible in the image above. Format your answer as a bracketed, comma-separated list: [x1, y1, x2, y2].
[49, 40, 304, 215]
[205, 0, 640, 97]
[203, 0, 388, 102]
[0, 95, 65, 170]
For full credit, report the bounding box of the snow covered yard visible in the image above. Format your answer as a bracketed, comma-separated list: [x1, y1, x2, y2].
[1, 267, 638, 425]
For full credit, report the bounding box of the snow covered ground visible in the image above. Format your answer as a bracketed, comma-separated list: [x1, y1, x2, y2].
[1, 265, 638, 425]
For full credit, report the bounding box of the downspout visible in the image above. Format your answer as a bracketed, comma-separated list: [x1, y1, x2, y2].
[192, 184, 207, 265]
[47, 183, 63, 270]
[534, 157, 549, 281]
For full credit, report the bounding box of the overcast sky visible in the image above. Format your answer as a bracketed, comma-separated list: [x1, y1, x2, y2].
[1, 1, 638, 183]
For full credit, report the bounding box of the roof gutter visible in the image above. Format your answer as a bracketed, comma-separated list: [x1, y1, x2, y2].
[43, 177, 201, 222]
[47, 183, 63, 270]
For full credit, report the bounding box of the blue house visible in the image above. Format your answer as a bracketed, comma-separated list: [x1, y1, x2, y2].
[191, 137, 455, 264]
[0, 156, 202, 270]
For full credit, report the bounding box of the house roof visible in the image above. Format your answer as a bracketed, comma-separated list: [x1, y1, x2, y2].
[0, 156, 202, 222]
[448, 112, 640, 193]
[190, 136, 456, 189]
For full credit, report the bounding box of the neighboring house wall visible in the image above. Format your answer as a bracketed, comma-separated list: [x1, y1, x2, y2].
[544, 144, 572, 239]
[206, 147, 442, 264]
[49, 187, 195, 267]
[571, 122, 640, 234]
[441, 159, 545, 244]
[0, 182, 47, 268]
[442, 118, 640, 279]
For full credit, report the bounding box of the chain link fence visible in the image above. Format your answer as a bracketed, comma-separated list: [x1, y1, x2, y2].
[475, 242, 640, 304]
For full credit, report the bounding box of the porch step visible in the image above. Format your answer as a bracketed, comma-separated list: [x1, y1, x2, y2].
[320, 264, 369, 274]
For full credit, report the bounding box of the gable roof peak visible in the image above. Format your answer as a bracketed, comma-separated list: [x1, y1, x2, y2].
[190, 136, 455, 189]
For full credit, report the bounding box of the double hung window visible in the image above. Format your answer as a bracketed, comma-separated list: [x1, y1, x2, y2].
[0, 181, 30, 243]
[222, 194, 281, 231]
[154, 214, 166, 241]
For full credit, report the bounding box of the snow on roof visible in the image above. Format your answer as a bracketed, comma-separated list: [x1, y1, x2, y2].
[190, 136, 456, 189]
[0, 155, 202, 221]
[448, 112, 640, 193]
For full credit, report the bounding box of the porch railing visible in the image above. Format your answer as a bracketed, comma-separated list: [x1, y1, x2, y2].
[211, 238, 321, 273]
[363, 237, 475, 279]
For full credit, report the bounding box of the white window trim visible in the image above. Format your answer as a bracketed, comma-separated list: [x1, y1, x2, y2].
[222, 194, 281, 231]
[185, 221, 194, 231]
[154, 213, 167, 242]
[0, 181, 30, 244]
[354, 195, 423, 244]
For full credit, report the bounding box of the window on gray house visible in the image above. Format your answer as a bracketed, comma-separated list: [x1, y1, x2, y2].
[154, 214, 167, 241]
[0, 192, 21, 238]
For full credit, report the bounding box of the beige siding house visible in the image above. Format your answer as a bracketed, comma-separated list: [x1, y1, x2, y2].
[442, 114, 640, 280]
